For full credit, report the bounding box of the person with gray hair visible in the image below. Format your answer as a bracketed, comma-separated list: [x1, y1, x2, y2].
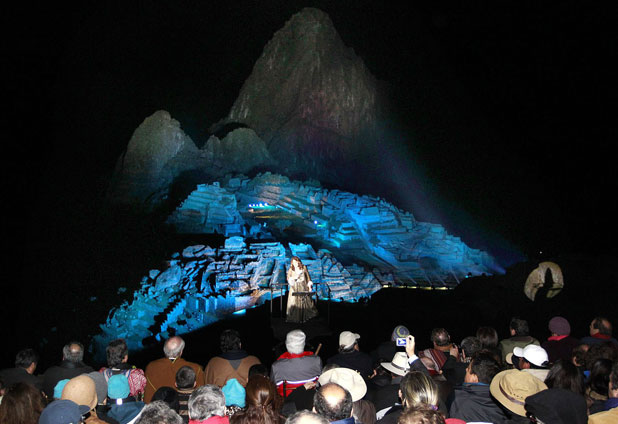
[144, 336, 206, 403]
[135, 400, 184, 424]
[286, 410, 329, 424]
[41, 341, 94, 398]
[188, 385, 228, 424]
[271, 329, 322, 397]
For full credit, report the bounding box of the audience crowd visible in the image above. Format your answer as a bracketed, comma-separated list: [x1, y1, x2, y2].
[1, 315, 617, 424]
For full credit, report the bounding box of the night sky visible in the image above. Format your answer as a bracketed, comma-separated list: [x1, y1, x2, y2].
[5, 1, 617, 279]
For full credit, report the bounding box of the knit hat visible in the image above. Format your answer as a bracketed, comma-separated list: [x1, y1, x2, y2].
[87, 371, 108, 405]
[39, 399, 90, 424]
[512, 345, 549, 367]
[525, 388, 587, 424]
[381, 352, 410, 376]
[222, 378, 246, 407]
[548, 316, 571, 336]
[53, 379, 70, 399]
[108, 374, 131, 399]
[391, 325, 410, 341]
[490, 369, 547, 416]
[318, 368, 367, 401]
[61, 375, 98, 412]
[339, 331, 360, 349]
[286, 329, 306, 354]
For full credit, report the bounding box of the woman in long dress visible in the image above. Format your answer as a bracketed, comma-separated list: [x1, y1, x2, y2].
[286, 256, 318, 323]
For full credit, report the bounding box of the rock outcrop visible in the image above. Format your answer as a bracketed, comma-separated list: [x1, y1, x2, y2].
[201, 128, 275, 175]
[109, 110, 200, 206]
[109, 113, 276, 208]
[221, 8, 385, 182]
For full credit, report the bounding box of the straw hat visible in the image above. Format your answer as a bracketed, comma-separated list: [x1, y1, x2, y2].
[61, 375, 98, 412]
[318, 368, 367, 401]
[381, 352, 410, 377]
[490, 369, 547, 416]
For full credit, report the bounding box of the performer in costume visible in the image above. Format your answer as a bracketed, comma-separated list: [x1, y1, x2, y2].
[286, 256, 318, 323]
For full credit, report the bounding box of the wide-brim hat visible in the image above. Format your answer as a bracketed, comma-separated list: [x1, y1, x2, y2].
[61, 375, 98, 412]
[339, 331, 360, 349]
[318, 367, 367, 401]
[381, 352, 410, 377]
[490, 369, 547, 416]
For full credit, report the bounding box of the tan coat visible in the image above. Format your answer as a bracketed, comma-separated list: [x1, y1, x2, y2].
[144, 357, 205, 403]
[204, 354, 261, 387]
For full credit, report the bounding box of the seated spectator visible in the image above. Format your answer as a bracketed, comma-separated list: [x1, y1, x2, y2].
[285, 410, 329, 424]
[42, 341, 94, 399]
[39, 399, 91, 424]
[327, 331, 374, 380]
[352, 400, 375, 424]
[0, 382, 46, 424]
[271, 330, 322, 397]
[204, 329, 261, 388]
[541, 316, 580, 364]
[176, 366, 198, 423]
[283, 363, 340, 415]
[368, 336, 429, 414]
[61, 374, 102, 422]
[100, 338, 147, 399]
[581, 317, 618, 347]
[144, 336, 205, 403]
[498, 317, 540, 363]
[230, 375, 281, 424]
[188, 385, 229, 424]
[571, 343, 589, 371]
[524, 388, 588, 424]
[135, 400, 184, 424]
[0, 377, 5, 402]
[489, 369, 547, 422]
[221, 378, 245, 417]
[507, 344, 549, 382]
[418, 329, 452, 374]
[248, 363, 269, 379]
[397, 407, 445, 424]
[448, 352, 506, 423]
[313, 382, 354, 424]
[544, 359, 585, 395]
[476, 326, 499, 350]
[86, 371, 118, 424]
[588, 361, 618, 423]
[53, 379, 70, 400]
[152, 387, 181, 414]
[0, 348, 42, 391]
[371, 326, 410, 367]
[587, 358, 613, 414]
[442, 336, 482, 387]
[377, 371, 439, 424]
[106, 374, 145, 424]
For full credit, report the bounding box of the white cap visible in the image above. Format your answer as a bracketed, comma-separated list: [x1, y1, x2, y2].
[286, 329, 306, 354]
[512, 345, 549, 367]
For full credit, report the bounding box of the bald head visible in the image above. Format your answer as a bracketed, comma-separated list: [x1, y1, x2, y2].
[63, 341, 85, 363]
[164, 337, 185, 358]
[313, 383, 353, 421]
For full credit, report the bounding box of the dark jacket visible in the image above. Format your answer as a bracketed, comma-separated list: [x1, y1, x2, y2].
[441, 355, 467, 387]
[448, 383, 507, 423]
[0, 367, 43, 390]
[42, 360, 94, 398]
[327, 350, 374, 380]
[107, 399, 145, 424]
[542, 336, 580, 364]
[367, 358, 429, 413]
